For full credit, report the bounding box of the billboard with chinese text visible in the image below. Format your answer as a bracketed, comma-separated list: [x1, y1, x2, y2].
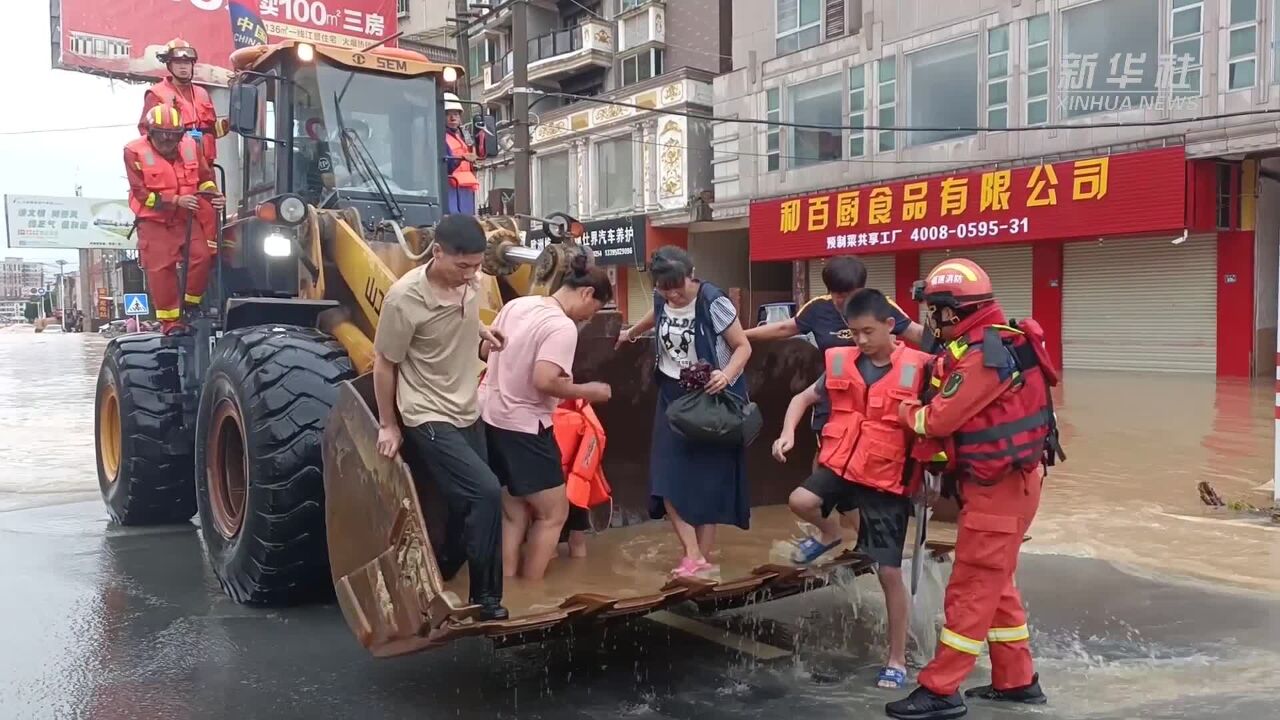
[52, 0, 397, 84]
[527, 215, 648, 267]
[4, 195, 137, 250]
[748, 147, 1187, 262]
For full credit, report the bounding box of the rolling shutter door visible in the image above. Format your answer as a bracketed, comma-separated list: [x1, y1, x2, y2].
[1063, 235, 1216, 373]
[920, 245, 1033, 321]
[806, 254, 895, 300]
[625, 267, 652, 325]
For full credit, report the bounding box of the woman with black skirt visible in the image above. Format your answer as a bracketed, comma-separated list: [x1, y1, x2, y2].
[617, 246, 753, 579]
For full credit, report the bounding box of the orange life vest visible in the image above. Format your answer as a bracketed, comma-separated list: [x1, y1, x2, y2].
[933, 317, 1063, 484]
[818, 342, 931, 496]
[444, 130, 479, 190]
[144, 79, 224, 160]
[552, 399, 611, 510]
[127, 136, 203, 224]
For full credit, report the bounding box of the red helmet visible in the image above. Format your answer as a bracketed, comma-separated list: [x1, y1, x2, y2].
[144, 104, 185, 135]
[920, 258, 994, 309]
[157, 38, 198, 64]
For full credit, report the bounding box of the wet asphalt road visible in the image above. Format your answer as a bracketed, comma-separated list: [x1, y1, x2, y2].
[3, 332, 1279, 719]
[3, 500, 1278, 720]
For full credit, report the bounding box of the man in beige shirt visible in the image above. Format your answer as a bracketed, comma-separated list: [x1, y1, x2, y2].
[372, 214, 509, 621]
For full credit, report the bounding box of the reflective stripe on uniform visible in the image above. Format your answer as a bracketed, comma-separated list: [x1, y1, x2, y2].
[141, 150, 156, 166]
[913, 407, 927, 435]
[898, 361, 918, 388]
[180, 142, 197, 162]
[156, 307, 181, 320]
[987, 625, 1030, 643]
[198, 181, 217, 192]
[831, 351, 847, 378]
[939, 627, 984, 655]
[947, 340, 967, 359]
[144, 193, 159, 208]
[930, 376, 942, 388]
[184, 294, 202, 304]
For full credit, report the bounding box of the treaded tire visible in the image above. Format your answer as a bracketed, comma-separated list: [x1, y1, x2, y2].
[95, 332, 197, 525]
[194, 325, 354, 606]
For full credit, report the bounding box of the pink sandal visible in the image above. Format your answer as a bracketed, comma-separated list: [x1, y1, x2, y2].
[672, 556, 715, 578]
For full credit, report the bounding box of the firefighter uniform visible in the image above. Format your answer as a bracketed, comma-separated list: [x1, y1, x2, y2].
[886, 259, 1063, 720]
[126, 106, 220, 332]
[139, 40, 230, 163]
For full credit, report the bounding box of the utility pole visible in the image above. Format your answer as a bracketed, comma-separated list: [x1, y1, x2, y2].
[454, 0, 471, 102]
[56, 259, 67, 325]
[511, 0, 532, 230]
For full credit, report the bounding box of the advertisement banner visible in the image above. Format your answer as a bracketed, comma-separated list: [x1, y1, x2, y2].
[748, 147, 1187, 262]
[53, 0, 397, 84]
[527, 215, 648, 267]
[4, 195, 138, 251]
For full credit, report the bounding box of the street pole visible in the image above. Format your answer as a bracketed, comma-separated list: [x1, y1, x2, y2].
[455, 0, 471, 102]
[511, 0, 532, 230]
[57, 259, 67, 327]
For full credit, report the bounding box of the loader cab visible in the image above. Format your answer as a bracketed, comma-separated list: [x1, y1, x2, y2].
[223, 42, 481, 298]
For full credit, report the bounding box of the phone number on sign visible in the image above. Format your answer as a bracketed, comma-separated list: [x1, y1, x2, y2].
[910, 217, 1031, 242]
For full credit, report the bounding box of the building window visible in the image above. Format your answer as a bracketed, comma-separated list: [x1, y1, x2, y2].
[849, 64, 866, 157]
[1169, 0, 1202, 96]
[618, 0, 645, 12]
[1227, 0, 1257, 90]
[397, 0, 409, 18]
[987, 26, 1010, 130]
[1025, 14, 1050, 125]
[908, 37, 978, 146]
[766, 88, 781, 172]
[537, 152, 571, 215]
[620, 49, 664, 86]
[877, 60, 896, 152]
[595, 137, 634, 212]
[776, 0, 822, 55]
[1061, 0, 1158, 117]
[790, 74, 843, 168]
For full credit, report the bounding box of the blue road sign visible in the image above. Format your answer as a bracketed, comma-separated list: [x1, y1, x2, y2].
[123, 293, 150, 316]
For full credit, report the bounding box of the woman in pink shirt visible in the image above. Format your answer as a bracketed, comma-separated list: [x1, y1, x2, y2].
[480, 255, 615, 580]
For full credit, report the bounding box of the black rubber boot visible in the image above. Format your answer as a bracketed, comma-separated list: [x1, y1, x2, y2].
[477, 598, 509, 622]
[885, 686, 968, 719]
[964, 673, 1048, 705]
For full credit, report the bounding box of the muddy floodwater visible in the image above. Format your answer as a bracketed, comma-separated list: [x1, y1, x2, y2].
[1, 327, 1278, 720]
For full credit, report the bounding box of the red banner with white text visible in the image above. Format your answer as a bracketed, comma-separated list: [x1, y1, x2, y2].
[54, 0, 396, 85]
[748, 147, 1188, 262]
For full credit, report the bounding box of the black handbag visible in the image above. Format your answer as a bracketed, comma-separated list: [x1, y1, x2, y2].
[665, 389, 763, 447]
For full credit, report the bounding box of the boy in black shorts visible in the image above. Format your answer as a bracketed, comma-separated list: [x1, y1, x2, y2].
[772, 289, 933, 689]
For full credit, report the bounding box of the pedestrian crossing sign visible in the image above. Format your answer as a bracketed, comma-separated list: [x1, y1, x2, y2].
[123, 293, 150, 316]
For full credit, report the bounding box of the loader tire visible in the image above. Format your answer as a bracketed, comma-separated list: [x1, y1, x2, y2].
[95, 333, 197, 525]
[194, 325, 354, 606]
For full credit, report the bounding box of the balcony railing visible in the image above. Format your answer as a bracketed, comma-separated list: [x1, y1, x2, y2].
[484, 19, 615, 88]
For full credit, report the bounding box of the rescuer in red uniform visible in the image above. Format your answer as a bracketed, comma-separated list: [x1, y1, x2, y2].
[885, 258, 1064, 720]
[138, 39, 230, 164]
[126, 106, 224, 334]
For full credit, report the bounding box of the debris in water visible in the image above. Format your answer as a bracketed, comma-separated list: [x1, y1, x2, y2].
[1197, 481, 1225, 507]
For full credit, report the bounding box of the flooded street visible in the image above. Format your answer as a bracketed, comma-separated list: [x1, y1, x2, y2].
[1, 329, 1278, 719]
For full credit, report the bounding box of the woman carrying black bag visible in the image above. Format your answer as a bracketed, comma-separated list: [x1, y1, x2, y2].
[616, 246, 753, 579]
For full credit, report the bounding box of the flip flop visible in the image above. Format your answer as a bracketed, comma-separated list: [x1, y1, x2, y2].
[791, 535, 842, 564]
[877, 666, 907, 689]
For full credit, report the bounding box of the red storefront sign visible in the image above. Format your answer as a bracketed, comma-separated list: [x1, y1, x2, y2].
[748, 147, 1187, 262]
[54, 0, 397, 84]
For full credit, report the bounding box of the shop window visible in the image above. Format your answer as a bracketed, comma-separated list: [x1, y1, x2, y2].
[537, 152, 570, 216]
[789, 74, 843, 168]
[595, 136, 634, 212]
[1025, 14, 1050, 125]
[1061, 0, 1158, 118]
[765, 89, 781, 172]
[776, 0, 822, 55]
[877, 60, 896, 152]
[1227, 0, 1257, 90]
[987, 25, 1010, 130]
[1216, 162, 1239, 230]
[620, 49, 664, 87]
[908, 36, 978, 146]
[1169, 0, 1203, 97]
[849, 64, 866, 157]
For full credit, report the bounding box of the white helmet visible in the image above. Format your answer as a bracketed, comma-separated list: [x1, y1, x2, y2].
[443, 92, 464, 113]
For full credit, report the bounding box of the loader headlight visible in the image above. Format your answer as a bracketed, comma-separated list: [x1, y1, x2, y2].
[256, 193, 308, 226]
[442, 66, 459, 84]
[296, 42, 316, 63]
[262, 232, 293, 258]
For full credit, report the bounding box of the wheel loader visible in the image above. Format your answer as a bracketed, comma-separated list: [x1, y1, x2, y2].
[93, 40, 966, 658]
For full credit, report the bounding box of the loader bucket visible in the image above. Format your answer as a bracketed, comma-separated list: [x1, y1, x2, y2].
[323, 310, 966, 657]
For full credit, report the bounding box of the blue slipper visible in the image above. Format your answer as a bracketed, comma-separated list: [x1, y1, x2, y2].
[877, 666, 907, 689]
[791, 535, 842, 564]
